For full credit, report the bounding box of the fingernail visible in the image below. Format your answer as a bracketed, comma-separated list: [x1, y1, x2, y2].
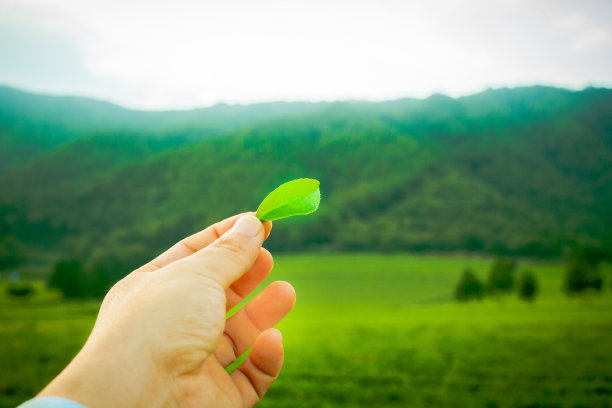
[232, 215, 262, 237]
[270, 328, 282, 341]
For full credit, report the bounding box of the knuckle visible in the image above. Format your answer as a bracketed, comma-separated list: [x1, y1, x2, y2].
[213, 235, 252, 261]
[223, 332, 239, 362]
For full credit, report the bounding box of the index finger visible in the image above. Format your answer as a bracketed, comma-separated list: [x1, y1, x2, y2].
[134, 212, 272, 272]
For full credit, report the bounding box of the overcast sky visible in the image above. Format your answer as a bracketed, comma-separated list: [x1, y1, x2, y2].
[1, 0, 611, 110]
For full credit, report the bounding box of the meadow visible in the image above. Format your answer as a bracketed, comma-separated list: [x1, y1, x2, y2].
[1, 253, 612, 408]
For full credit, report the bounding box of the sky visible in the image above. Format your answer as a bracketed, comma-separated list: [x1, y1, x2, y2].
[1, 0, 611, 110]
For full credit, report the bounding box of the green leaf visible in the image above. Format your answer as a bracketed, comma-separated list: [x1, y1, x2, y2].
[256, 178, 321, 221]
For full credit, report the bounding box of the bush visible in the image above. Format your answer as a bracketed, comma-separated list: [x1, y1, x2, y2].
[517, 270, 539, 303]
[487, 257, 517, 297]
[49, 259, 88, 299]
[455, 269, 485, 302]
[0, 235, 24, 269]
[6, 282, 35, 299]
[564, 247, 605, 296]
[88, 259, 122, 298]
[564, 264, 603, 295]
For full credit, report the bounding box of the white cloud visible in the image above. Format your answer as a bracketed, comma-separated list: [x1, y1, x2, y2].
[0, 0, 610, 109]
[571, 27, 610, 51]
[552, 11, 611, 52]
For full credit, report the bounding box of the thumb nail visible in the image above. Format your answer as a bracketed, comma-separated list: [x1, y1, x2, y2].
[232, 215, 262, 237]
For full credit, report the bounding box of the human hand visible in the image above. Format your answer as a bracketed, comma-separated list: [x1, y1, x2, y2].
[39, 213, 296, 408]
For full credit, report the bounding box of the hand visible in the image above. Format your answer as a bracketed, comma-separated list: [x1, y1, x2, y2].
[39, 213, 296, 408]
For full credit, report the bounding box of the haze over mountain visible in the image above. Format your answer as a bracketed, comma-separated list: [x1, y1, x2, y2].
[1, 85, 610, 274]
[0, 86, 320, 172]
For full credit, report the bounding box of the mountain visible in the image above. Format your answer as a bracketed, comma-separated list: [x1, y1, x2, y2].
[0, 86, 320, 172]
[1, 86, 611, 273]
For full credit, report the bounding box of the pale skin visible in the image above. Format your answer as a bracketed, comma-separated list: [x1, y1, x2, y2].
[39, 213, 296, 408]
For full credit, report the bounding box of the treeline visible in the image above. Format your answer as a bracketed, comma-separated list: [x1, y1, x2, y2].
[454, 247, 610, 303]
[455, 259, 539, 303]
[3, 245, 609, 301]
[47, 258, 123, 299]
[8, 246, 606, 302]
[3, 257, 125, 301]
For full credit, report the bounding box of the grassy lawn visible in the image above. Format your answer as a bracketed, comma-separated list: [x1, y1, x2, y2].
[2, 253, 611, 407]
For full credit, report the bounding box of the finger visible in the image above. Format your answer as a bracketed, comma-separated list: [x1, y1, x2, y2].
[216, 281, 295, 367]
[173, 214, 265, 288]
[226, 248, 274, 311]
[230, 328, 284, 408]
[134, 213, 271, 273]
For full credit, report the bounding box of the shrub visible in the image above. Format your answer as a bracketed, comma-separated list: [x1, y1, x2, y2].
[0, 235, 24, 269]
[455, 269, 485, 302]
[487, 257, 517, 297]
[49, 259, 88, 299]
[564, 247, 605, 296]
[564, 264, 603, 295]
[89, 260, 120, 298]
[517, 270, 539, 303]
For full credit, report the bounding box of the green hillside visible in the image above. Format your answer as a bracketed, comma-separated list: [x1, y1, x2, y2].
[1, 86, 611, 273]
[0, 86, 319, 172]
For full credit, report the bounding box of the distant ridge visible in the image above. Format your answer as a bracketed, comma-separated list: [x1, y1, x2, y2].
[0, 85, 322, 172]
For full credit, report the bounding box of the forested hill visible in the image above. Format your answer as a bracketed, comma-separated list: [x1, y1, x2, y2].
[0, 86, 320, 172]
[1, 86, 611, 273]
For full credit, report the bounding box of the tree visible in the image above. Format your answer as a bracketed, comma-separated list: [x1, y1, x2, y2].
[454, 269, 485, 302]
[0, 235, 24, 269]
[564, 264, 603, 295]
[517, 270, 539, 303]
[49, 259, 88, 299]
[88, 259, 122, 298]
[564, 247, 605, 296]
[487, 257, 517, 297]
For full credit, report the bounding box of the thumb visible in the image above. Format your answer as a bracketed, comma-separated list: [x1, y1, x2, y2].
[179, 214, 265, 288]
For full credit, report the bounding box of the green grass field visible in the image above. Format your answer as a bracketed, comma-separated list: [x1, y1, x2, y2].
[2, 254, 612, 408]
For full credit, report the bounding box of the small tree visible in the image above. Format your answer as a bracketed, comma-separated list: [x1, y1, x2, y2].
[487, 257, 517, 298]
[564, 264, 603, 295]
[89, 260, 119, 298]
[564, 247, 604, 296]
[0, 235, 24, 269]
[517, 270, 539, 303]
[49, 259, 88, 299]
[455, 269, 485, 302]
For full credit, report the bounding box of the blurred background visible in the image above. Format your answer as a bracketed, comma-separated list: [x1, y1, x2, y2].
[1, 0, 611, 407]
